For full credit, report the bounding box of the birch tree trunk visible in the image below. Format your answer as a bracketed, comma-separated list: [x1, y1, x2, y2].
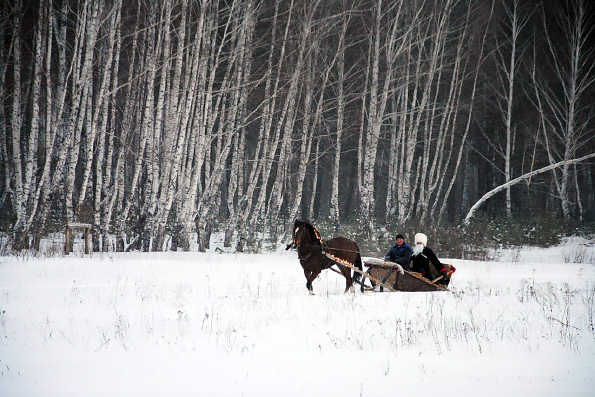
[91, 0, 122, 251]
[236, 1, 279, 252]
[534, 0, 594, 224]
[437, 4, 492, 223]
[63, 0, 101, 230]
[308, 137, 320, 220]
[23, 0, 46, 241]
[116, 1, 160, 250]
[358, 1, 382, 237]
[330, 9, 350, 228]
[0, 9, 9, 203]
[9, 0, 25, 247]
[487, 0, 528, 218]
[288, 23, 335, 224]
[359, 0, 406, 237]
[224, 2, 256, 249]
[266, 8, 313, 235]
[287, 51, 316, 223]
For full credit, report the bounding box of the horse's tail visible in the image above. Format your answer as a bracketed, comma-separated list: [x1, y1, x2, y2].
[355, 252, 363, 271]
[353, 243, 363, 282]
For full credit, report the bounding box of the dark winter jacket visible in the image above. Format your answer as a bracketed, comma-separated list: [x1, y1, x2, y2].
[410, 246, 447, 279]
[385, 244, 413, 270]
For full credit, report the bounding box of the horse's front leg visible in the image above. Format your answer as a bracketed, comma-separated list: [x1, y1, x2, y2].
[304, 268, 321, 295]
[303, 269, 313, 294]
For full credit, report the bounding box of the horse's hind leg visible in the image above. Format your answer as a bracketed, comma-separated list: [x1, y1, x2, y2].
[340, 267, 354, 294]
[345, 277, 355, 293]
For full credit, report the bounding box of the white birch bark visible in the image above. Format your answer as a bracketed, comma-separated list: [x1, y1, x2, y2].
[395, 44, 416, 224]
[360, 0, 407, 236]
[175, 1, 211, 248]
[385, 92, 402, 220]
[22, 1, 46, 233]
[437, 25, 487, 222]
[224, 2, 256, 248]
[306, 136, 320, 220]
[117, 3, 159, 235]
[535, 0, 595, 223]
[109, 2, 142, 248]
[267, 9, 313, 230]
[249, 0, 294, 232]
[287, 52, 316, 223]
[26, 0, 70, 246]
[0, 14, 9, 201]
[93, 0, 122, 250]
[425, 5, 472, 221]
[246, 0, 286, 232]
[330, 10, 350, 227]
[158, 0, 229, 251]
[78, 1, 119, 214]
[358, 1, 382, 236]
[236, 2, 274, 251]
[10, 0, 24, 240]
[146, 0, 172, 232]
[27, 0, 53, 228]
[44, 0, 71, 190]
[288, 17, 338, 224]
[484, 0, 528, 218]
[220, 5, 246, 247]
[47, 0, 95, 228]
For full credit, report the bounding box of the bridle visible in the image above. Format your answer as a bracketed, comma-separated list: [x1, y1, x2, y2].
[292, 223, 319, 260]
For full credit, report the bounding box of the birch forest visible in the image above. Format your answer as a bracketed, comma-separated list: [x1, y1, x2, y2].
[1, 0, 594, 253]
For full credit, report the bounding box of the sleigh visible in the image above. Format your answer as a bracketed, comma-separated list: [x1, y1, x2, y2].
[290, 219, 452, 294]
[358, 258, 451, 292]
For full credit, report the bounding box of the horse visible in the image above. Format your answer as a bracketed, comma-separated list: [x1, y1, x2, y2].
[288, 219, 363, 295]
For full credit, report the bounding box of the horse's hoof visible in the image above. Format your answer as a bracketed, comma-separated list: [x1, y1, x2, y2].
[309, 290, 315, 296]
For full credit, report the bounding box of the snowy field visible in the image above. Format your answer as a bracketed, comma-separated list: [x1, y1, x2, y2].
[1, 236, 595, 396]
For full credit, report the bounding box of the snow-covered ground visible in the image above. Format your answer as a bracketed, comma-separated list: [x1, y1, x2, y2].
[1, 236, 594, 396]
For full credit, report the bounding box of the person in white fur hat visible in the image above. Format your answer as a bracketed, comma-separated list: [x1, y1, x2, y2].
[410, 232, 450, 286]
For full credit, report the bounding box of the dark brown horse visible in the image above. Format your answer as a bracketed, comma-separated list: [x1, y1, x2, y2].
[288, 220, 363, 295]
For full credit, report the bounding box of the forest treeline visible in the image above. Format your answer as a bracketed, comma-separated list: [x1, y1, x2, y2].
[1, 0, 594, 253]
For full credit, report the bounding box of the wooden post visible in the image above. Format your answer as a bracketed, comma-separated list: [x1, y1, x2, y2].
[84, 227, 90, 254]
[65, 226, 71, 255]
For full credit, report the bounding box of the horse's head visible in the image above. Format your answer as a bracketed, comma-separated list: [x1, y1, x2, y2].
[292, 219, 316, 248]
[292, 220, 307, 247]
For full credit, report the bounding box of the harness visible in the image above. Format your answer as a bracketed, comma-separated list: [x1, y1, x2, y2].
[311, 224, 357, 268]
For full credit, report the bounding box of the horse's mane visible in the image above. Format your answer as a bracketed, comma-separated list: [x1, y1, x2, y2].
[294, 219, 321, 247]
